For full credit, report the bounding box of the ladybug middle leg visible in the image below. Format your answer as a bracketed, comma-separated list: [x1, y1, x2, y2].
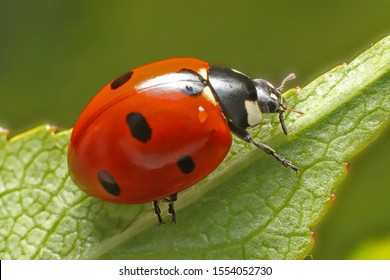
[153, 193, 178, 225]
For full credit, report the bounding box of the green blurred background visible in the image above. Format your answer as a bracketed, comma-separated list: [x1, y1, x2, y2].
[0, 0, 389, 259]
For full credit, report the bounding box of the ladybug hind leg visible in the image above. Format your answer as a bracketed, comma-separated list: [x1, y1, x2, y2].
[153, 193, 178, 225]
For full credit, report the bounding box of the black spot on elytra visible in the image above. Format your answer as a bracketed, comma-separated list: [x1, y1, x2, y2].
[177, 155, 195, 174]
[111, 71, 133, 90]
[126, 112, 152, 143]
[97, 170, 121, 196]
[177, 68, 207, 96]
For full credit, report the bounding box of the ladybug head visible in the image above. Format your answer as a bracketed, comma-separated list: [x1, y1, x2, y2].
[253, 73, 302, 135]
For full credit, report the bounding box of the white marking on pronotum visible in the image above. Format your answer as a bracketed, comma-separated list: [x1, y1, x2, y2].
[245, 100, 263, 127]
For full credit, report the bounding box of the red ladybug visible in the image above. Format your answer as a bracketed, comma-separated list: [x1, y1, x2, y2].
[68, 58, 301, 224]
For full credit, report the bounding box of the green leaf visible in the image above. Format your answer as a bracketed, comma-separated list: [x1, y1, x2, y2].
[1, 35, 389, 260]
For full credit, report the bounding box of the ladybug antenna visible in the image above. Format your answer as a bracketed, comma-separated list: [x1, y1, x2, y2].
[277, 73, 296, 93]
[276, 73, 303, 135]
[277, 72, 304, 114]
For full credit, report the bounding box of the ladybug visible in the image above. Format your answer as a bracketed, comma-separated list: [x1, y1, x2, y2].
[68, 58, 301, 225]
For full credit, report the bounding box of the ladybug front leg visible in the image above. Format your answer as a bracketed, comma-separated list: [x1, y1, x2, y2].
[228, 122, 299, 172]
[248, 138, 299, 172]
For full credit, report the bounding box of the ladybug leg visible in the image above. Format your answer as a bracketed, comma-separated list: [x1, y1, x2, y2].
[153, 200, 164, 226]
[248, 138, 299, 172]
[153, 193, 178, 225]
[168, 204, 176, 223]
[163, 193, 178, 224]
[228, 123, 299, 171]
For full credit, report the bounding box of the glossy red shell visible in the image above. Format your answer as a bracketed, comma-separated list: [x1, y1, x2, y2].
[68, 58, 232, 203]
